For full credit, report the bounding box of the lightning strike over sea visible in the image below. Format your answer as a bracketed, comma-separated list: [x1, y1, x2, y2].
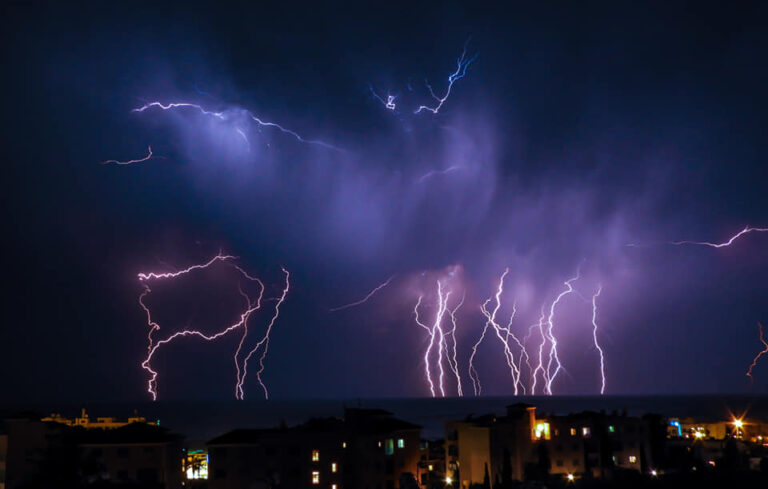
[746, 322, 768, 383]
[413, 271, 464, 397]
[136, 253, 288, 400]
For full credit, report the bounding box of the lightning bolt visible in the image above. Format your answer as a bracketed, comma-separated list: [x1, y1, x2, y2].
[543, 271, 580, 395]
[416, 165, 462, 183]
[329, 276, 395, 312]
[413, 278, 463, 397]
[369, 85, 397, 111]
[670, 226, 768, 248]
[131, 101, 341, 151]
[137, 253, 287, 400]
[101, 145, 161, 165]
[746, 322, 768, 383]
[237, 267, 290, 400]
[468, 268, 531, 396]
[414, 39, 478, 115]
[591, 285, 606, 394]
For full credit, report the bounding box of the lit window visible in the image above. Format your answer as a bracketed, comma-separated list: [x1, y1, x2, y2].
[534, 422, 551, 440]
[378, 441, 382, 448]
[332, 485, 337, 489]
[428, 464, 434, 471]
[570, 427, 576, 436]
[311, 471, 319, 484]
[582, 427, 591, 437]
[385, 439, 394, 455]
[629, 455, 637, 464]
[608, 425, 615, 433]
[311, 450, 319, 462]
[331, 462, 337, 473]
[397, 438, 405, 449]
[342, 441, 347, 448]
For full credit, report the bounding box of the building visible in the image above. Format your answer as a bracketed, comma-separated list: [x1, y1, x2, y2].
[2, 413, 182, 489]
[444, 404, 536, 487]
[77, 422, 184, 488]
[207, 408, 422, 489]
[41, 408, 158, 430]
[444, 405, 664, 487]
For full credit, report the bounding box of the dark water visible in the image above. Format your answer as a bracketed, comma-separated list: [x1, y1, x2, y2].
[5, 395, 768, 443]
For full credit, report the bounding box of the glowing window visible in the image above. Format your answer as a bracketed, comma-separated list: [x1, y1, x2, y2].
[311, 450, 319, 462]
[570, 428, 576, 436]
[582, 427, 591, 437]
[629, 455, 637, 464]
[311, 471, 319, 484]
[397, 438, 405, 449]
[342, 441, 347, 448]
[331, 462, 337, 473]
[385, 438, 394, 455]
[332, 485, 338, 489]
[608, 425, 615, 433]
[428, 464, 434, 471]
[534, 422, 551, 440]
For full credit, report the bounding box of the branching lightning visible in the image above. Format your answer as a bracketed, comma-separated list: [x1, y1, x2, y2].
[137, 253, 288, 400]
[746, 322, 768, 383]
[413, 275, 464, 397]
[132, 101, 341, 151]
[101, 145, 160, 165]
[238, 268, 290, 400]
[414, 39, 478, 115]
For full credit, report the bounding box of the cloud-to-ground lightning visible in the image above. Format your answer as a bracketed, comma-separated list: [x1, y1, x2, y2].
[101, 145, 160, 165]
[467, 267, 607, 396]
[670, 226, 768, 248]
[237, 268, 290, 399]
[136, 253, 288, 400]
[543, 271, 580, 394]
[746, 322, 768, 383]
[329, 276, 395, 312]
[591, 285, 607, 394]
[369, 85, 397, 111]
[131, 101, 341, 151]
[413, 273, 465, 397]
[468, 268, 534, 396]
[414, 39, 478, 115]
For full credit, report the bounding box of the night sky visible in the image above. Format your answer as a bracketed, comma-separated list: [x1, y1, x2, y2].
[1, 1, 767, 402]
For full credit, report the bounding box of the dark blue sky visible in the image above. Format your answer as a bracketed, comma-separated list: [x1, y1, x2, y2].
[1, 1, 767, 402]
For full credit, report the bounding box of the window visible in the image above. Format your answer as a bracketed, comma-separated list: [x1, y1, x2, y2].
[385, 439, 394, 456]
[331, 462, 338, 473]
[311, 471, 319, 484]
[573, 459, 580, 466]
[332, 485, 338, 489]
[629, 455, 637, 464]
[448, 445, 458, 457]
[342, 441, 347, 448]
[397, 438, 405, 449]
[311, 450, 319, 462]
[534, 422, 551, 440]
[556, 460, 564, 467]
[608, 425, 615, 433]
[582, 427, 591, 437]
[570, 428, 577, 436]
